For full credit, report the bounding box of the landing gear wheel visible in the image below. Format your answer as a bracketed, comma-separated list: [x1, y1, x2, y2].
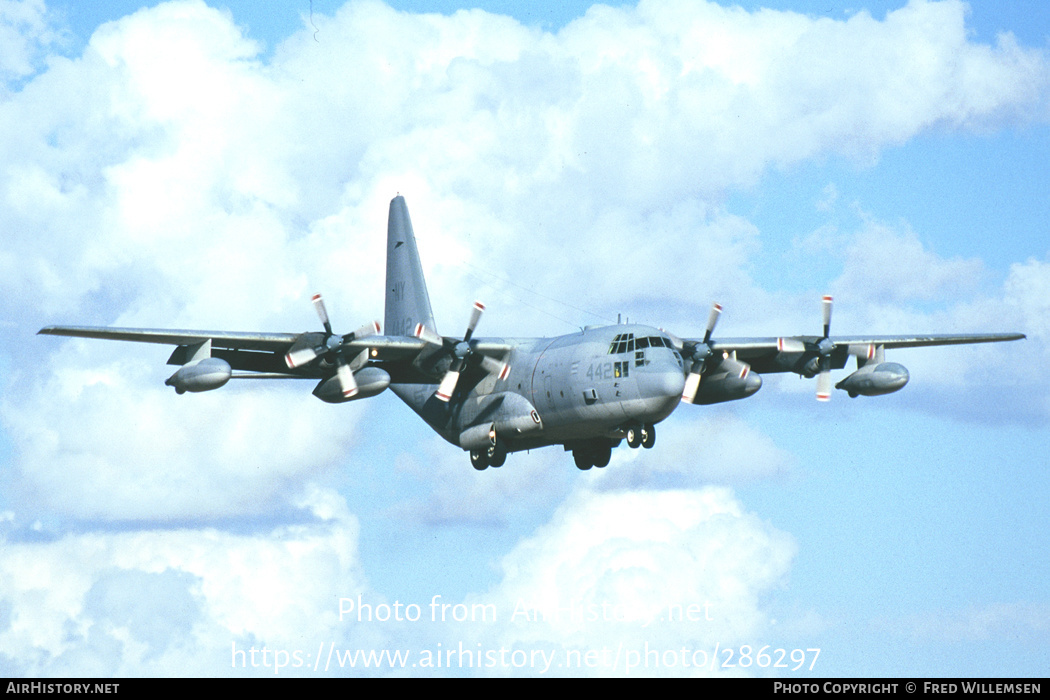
[594, 442, 612, 468]
[470, 450, 489, 471]
[627, 426, 642, 448]
[486, 439, 507, 468]
[573, 449, 593, 470]
[641, 424, 656, 449]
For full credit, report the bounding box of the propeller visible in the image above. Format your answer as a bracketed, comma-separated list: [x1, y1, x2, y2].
[416, 301, 509, 403]
[815, 294, 834, 401]
[284, 293, 380, 399]
[682, 302, 727, 403]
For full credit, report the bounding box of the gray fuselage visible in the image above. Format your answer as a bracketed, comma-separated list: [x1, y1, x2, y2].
[389, 323, 686, 452]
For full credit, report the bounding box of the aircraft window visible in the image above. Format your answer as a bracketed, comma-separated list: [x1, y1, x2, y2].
[635, 350, 646, 367]
[636, 337, 650, 350]
[609, 333, 636, 355]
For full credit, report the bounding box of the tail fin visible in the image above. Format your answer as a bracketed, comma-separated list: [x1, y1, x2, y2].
[384, 196, 437, 338]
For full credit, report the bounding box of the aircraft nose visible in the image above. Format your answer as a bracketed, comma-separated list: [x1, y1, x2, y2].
[639, 366, 686, 400]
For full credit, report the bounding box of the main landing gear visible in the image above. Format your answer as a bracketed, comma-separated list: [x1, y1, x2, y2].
[470, 438, 507, 471]
[470, 424, 658, 471]
[573, 440, 612, 471]
[571, 423, 656, 470]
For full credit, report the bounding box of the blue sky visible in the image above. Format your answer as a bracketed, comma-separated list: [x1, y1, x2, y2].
[1, 0, 1048, 677]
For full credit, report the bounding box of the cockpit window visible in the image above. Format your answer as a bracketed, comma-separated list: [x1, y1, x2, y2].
[610, 334, 672, 354]
[608, 333, 636, 354]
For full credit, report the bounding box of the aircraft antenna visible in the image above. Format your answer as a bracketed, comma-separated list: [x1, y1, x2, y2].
[457, 262, 615, 329]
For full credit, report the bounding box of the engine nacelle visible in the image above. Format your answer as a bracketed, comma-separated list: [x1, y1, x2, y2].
[165, 358, 232, 394]
[691, 358, 762, 405]
[835, 362, 909, 397]
[313, 367, 390, 404]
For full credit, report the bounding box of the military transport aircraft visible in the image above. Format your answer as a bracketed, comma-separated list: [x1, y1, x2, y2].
[39, 196, 1025, 470]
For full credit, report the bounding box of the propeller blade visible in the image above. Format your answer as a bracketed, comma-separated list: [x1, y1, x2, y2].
[822, 295, 833, 338]
[312, 294, 333, 335]
[816, 370, 832, 402]
[479, 355, 510, 380]
[660, 328, 684, 352]
[351, 320, 381, 340]
[285, 346, 320, 369]
[336, 361, 358, 398]
[703, 303, 722, 344]
[681, 371, 702, 403]
[435, 368, 460, 402]
[414, 323, 444, 346]
[777, 337, 806, 353]
[464, 301, 485, 342]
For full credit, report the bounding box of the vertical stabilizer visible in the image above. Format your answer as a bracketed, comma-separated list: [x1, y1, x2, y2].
[384, 196, 437, 338]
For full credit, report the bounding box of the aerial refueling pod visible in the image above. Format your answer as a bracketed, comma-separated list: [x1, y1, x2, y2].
[688, 356, 762, 405]
[165, 358, 232, 394]
[835, 362, 909, 397]
[313, 367, 390, 404]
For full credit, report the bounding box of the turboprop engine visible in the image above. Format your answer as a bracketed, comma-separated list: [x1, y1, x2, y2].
[690, 355, 763, 405]
[165, 358, 232, 394]
[679, 303, 762, 405]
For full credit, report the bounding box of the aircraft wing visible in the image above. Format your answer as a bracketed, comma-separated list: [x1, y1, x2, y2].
[709, 332, 1026, 355]
[702, 332, 1025, 375]
[38, 326, 301, 351]
[36, 323, 516, 371]
[37, 325, 432, 374]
